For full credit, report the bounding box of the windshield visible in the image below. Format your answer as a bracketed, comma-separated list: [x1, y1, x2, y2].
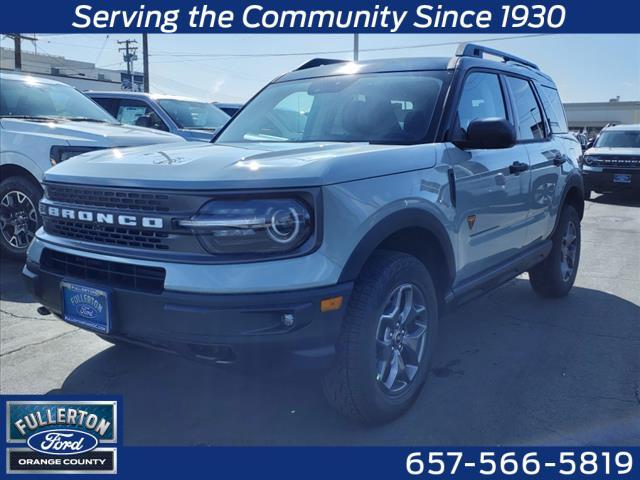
[595, 130, 640, 148]
[216, 71, 446, 144]
[157, 99, 229, 130]
[0, 77, 116, 123]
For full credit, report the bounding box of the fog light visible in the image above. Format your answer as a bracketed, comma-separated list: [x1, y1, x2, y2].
[281, 313, 295, 327]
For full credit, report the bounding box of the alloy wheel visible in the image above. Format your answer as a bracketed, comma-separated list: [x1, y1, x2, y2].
[560, 220, 578, 281]
[0, 190, 38, 250]
[375, 283, 428, 395]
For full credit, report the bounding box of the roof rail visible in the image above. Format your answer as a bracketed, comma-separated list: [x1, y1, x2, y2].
[295, 58, 347, 71]
[456, 43, 539, 70]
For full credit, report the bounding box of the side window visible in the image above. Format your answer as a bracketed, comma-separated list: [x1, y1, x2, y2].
[456, 72, 507, 132]
[539, 86, 568, 134]
[91, 97, 119, 118]
[115, 99, 155, 125]
[506, 77, 545, 140]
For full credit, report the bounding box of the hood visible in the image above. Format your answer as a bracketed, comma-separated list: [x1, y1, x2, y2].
[44, 141, 439, 189]
[585, 147, 640, 157]
[0, 118, 184, 147]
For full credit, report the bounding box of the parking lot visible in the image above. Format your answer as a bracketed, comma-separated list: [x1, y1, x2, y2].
[1, 193, 638, 446]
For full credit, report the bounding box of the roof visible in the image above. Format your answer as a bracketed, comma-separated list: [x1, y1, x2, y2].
[274, 43, 554, 86]
[602, 123, 640, 131]
[86, 91, 205, 103]
[276, 57, 452, 82]
[0, 71, 71, 86]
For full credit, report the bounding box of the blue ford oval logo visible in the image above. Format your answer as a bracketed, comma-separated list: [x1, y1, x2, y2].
[77, 304, 98, 319]
[27, 429, 98, 456]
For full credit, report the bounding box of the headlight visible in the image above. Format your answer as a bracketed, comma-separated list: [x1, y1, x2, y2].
[582, 155, 595, 166]
[50, 146, 104, 165]
[179, 198, 313, 255]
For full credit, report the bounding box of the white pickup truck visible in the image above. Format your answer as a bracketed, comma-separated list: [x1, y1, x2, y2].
[0, 72, 184, 258]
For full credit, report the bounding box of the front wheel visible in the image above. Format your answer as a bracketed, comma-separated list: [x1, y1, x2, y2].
[323, 251, 439, 424]
[0, 176, 42, 260]
[529, 205, 581, 297]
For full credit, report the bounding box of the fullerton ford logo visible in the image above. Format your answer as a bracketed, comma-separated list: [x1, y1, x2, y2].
[40, 203, 163, 229]
[5, 399, 119, 474]
[70, 292, 103, 319]
[26, 429, 99, 456]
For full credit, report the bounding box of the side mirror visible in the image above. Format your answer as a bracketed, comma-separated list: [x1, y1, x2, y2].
[134, 115, 152, 128]
[149, 112, 168, 131]
[456, 118, 516, 150]
[585, 140, 594, 150]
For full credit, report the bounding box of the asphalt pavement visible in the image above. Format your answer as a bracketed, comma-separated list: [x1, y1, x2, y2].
[1, 193, 638, 446]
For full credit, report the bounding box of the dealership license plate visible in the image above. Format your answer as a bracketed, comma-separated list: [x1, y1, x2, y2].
[613, 174, 631, 184]
[61, 282, 111, 333]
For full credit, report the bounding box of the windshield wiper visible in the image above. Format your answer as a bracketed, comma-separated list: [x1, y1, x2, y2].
[63, 117, 112, 123]
[0, 114, 58, 121]
[185, 126, 217, 131]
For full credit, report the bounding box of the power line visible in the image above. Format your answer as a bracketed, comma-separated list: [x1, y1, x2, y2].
[149, 34, 549, 59]
[93, 35, 110, 64]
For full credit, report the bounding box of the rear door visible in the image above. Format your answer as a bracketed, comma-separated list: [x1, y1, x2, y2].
[504, 76, 566, 244]
[445, 71, 532, 281]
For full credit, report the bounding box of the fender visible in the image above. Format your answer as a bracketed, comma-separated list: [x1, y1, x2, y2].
[338, 208, 455, 286]
[0, 150, 46, 182]
[551, 171, 585, 236]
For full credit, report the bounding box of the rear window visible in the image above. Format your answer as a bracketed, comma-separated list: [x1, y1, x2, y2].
[505, 76, 545, 141]
[539, 86, 568, 134]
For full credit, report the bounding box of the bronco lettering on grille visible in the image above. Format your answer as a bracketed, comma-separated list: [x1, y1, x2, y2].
[40, 204, 164, 229]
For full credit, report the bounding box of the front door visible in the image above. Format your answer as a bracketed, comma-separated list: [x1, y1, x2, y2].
[445, 71, 531, 281]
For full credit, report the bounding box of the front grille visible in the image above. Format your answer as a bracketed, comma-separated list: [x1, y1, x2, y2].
[41, 249, 165, 293]
[44, 218, 170, 250]
[46, 184, 171, 212]
[589, 156, 640, 168]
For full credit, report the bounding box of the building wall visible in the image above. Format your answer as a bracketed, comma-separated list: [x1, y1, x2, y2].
[1, 47, 141, 92]
[564, 101, 640, 137]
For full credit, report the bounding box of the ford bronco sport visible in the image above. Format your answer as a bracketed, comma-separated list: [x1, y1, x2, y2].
[24, 44, 584, 423]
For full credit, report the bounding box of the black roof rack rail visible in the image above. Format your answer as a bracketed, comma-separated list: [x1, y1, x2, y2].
[456, 43, 540, 70]
[295, 58, 347, 71]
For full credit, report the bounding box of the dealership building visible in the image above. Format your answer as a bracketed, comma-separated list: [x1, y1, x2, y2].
[564, 99, 640, 137]
[0, 47, 143, 91]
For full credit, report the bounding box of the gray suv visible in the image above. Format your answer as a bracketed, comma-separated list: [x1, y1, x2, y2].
[25, 44, 584, 423]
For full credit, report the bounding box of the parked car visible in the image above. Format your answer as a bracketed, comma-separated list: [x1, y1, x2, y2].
[25, 44, 584, 423]
[0, 73, 185, 259]
[88, 92, 230, 141]
[213, 102, 243, 117]
[581, 124, 640, 199]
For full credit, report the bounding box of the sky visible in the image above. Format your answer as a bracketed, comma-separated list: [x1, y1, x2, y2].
[2, 33, 638, 103]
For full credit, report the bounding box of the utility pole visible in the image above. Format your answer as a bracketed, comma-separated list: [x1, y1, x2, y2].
[6, 34, 37, 71]
[142, 34, 150, 93]
[118, 39, 138, 91]
[353, 33, 359, 61]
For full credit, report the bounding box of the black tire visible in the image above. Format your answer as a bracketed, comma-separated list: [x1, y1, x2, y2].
[0, 176, 42, 260]
[529, 205, 581, 298]
[322, 251, 439, 424]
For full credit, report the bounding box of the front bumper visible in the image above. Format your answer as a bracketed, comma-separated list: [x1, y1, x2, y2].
[582, 168, 640, 193]
[23, 260, 352, 369]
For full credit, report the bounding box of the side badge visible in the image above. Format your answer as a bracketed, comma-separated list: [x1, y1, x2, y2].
[467, 215, 477, 230]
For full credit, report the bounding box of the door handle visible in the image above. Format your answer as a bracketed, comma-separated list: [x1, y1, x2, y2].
[509, 161, 529, 174]
[553, 154, 567, 166]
